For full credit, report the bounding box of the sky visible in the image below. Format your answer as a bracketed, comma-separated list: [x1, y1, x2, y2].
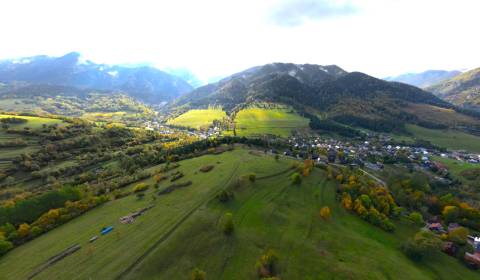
[0, 0, 479, 83]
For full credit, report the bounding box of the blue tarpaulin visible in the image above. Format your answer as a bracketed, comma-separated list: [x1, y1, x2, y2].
[101, 226, 114, 235]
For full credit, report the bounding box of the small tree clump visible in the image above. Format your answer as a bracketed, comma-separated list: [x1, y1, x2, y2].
[191, 268, 206, 280]
[133, 183, 149, 193]
[223, 212, 234, 235]
[402, 230, 442, 261]
[408, 212, 424, 225]
[291, 172, 302, 185]
[248, 173, 256, 183]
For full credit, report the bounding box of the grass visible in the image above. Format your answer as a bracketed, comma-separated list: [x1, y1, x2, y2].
[1, 148, 477, 279]
[167, 109, 227, 129]
[233, 108, 309, 137]
[431, 156, 480, 182]
[396, 125, 480, 153]
[0, 114, 64, 129]
[124, 165, 478, 280]
[0, 149, 292, 279]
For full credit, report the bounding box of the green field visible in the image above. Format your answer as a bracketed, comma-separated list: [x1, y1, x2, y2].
[0, 115, 64, 169]
[0, 148, 477, 279]
[0, 114, 64, 129]
[167, 109, 227, 129]
[234, 108, 309, 137]
[403, 125, 480, 153]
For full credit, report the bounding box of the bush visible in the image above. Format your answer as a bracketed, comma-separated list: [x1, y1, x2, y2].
[248, 173, 256, 183]
[0, 239, 13, 256]
[223, 212, 234, 235]
[408, 212, 424, 225]
[291, 172, 302, 185]
[191, 268, 206, 280]
[320, 206, 331, 220]
[448, 227, 469, 245]
[402, 230, 442, 261]
[256, 249, 279, 278]
[133, 183, 149, 193]
[199, 165, 214, 173]
[217, 190, 234, 203]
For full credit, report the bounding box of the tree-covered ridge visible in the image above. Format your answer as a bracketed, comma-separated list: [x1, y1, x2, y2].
[171, 63, 479, 133]
[427, 67, 480, 112]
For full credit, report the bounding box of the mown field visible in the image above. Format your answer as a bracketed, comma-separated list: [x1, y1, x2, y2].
[393, 125, 480, 153]
[234, 108, 309, 137]
[167, 109, 227, 129]
[0, 114, 64, 129]
[0, 148, 477, 279]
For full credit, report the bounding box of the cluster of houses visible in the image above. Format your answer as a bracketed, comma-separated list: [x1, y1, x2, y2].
[282, 135, 480, 172]
[427, 221, 480, 267]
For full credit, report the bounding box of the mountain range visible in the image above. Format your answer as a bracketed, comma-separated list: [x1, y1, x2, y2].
[384, 70, 462, 88]
[427, 67, 480, 111]
[174, 63, 479, 132]
[0, 52, 193, 103]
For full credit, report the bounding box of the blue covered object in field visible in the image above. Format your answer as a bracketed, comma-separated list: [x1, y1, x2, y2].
[101, 226, 114, 235]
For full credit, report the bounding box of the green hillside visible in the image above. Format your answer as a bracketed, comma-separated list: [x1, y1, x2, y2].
[0, 148, 477, 279]
[233, 107, 309, 137]
[167, 108, 227, 129]
[406, 125, 480, 153]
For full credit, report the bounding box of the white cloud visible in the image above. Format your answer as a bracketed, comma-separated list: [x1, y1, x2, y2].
[0, 0, 478, 81]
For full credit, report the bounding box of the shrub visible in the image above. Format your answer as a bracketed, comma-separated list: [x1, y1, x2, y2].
[200, 165, 214, 173]
[291, 172, 302, 185]
[223, 212, 234, 235]
[402, 230, 442, 261]
[0, 239, 13, 256]
[448, 227, 469, 245]
[320, 206, 331, 220]
[133, 183, 149, 193]
[191, 268, 206, 280]
[408, 212, 424, 225]
[217, 190, 234, 203]
[442, 205, 459, 224]
[256, 249, 279, 278]
[248, 173, 256, 182]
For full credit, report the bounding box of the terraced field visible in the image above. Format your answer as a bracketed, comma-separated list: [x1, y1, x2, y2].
[234, 108, 309, 137]
[0, 148, 477, 279]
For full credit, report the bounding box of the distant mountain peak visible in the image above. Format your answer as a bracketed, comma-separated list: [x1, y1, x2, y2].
[384, 70, 462, 88]
[0, 52, 193, 103]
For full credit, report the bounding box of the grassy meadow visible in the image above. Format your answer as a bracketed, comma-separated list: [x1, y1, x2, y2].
[392, 125, 480, 153]
[0, 148, 477, 279]
[0, 114, 64, 129]
[167, 108, 227, 129]
[234, 108, 309, 137]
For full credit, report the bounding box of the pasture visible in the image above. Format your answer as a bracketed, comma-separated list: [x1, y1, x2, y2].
[405, 125, 480, 153]
[0, 114, 64, 129]
[0, 148, 477, 279]
[234, 108, 309, 137]
[167, 108, 227, 129]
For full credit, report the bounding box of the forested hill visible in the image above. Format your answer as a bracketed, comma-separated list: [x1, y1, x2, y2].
[427, 67, 480, 112]
[172, 63, 479, 132]
[0, 52, 193, 103]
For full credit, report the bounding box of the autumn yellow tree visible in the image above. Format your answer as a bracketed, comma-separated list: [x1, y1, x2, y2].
[341, 192, 353, 210]
[17, 223, 31, 238]
[320, 206, 331, 220]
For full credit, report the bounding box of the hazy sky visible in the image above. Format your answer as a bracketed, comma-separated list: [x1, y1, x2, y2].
[0, 0, 479, 82]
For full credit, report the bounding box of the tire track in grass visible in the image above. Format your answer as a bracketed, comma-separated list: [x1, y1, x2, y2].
[116, 159, 242, 280]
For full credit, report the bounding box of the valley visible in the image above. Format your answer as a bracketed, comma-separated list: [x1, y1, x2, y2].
[1, 56, 480, 280]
